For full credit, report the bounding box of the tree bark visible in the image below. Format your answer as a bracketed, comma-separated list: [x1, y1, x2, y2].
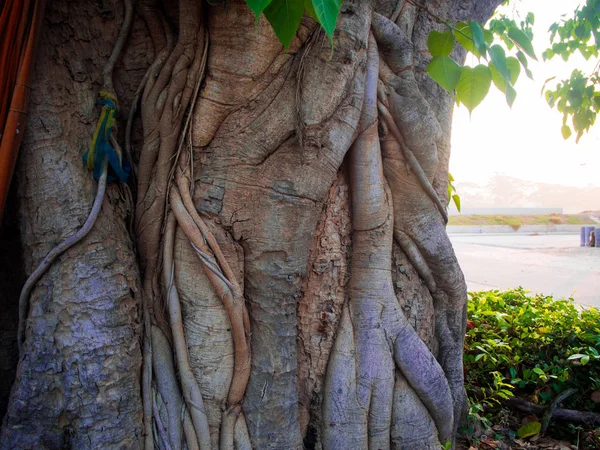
[1, 0, 501, 449]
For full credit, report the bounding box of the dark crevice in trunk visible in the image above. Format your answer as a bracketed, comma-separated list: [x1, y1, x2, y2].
[0, 183, 24, 422]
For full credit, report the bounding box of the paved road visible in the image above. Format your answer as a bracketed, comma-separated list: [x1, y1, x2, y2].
[449, 234, 600, 307]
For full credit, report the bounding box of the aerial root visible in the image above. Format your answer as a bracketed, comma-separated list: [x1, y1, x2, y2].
[393, 229, 437, 293]
[233, 412, 252, 450]
[165, 194, 251, 448]
[163, 213, 212, 450]
[153, 392, 174, 450]
[102, 0, 133, 92]
[324, 29, 454, 446]
[377, 100, 448, 224]
[17, 163, 108, 355]
[135, 0, 249, 444]
[183, 405, 200, 450]
[219, 405, 242, 450]
[175, 150, 241, 299]
[392, 323, 454, 443]
[169, 187, 251, 407]
[134, 1, 206, 447]
[151, 325, 185, 449]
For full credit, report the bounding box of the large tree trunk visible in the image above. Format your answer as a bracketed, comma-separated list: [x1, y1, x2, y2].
[1, 0, 500, 449]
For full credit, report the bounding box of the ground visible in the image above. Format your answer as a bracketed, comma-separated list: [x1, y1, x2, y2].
[450, 233, 600, 307]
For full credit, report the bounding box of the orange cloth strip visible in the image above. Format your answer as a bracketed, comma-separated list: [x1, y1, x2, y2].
[0, 0, 46, 222]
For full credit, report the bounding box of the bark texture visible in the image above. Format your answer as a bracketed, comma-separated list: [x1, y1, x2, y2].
[0, 2, 148, 448]
[1, 0, 501, 449]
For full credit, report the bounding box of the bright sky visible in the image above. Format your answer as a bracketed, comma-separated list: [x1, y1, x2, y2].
[451, 0, 600, 188]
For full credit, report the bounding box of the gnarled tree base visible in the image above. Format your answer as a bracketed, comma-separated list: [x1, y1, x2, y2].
[1, 0, 502, 449]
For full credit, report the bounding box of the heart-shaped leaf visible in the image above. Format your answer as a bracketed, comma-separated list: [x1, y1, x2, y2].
[426, 56, 462, 92]
[455, 21, 492, 58]
[456, 64, 492, 113]
[517, 50, 534, 79]
[470, 21, 488, 58]
[428, 30, 455, 56]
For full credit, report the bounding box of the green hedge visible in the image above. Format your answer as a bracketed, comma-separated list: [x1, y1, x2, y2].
[465, 288, 600, 412]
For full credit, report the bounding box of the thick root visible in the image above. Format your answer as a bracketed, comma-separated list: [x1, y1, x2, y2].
[151, 325, 185, 449]
[163, 215, 212, 450]
[323, 31, 453, 446]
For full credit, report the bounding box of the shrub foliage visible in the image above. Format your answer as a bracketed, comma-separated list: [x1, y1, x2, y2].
[465, 288, 600, 413]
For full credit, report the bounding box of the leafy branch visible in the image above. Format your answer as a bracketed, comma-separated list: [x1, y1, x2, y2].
[423, 7, 537, 113]
[542, 0, 600, 142]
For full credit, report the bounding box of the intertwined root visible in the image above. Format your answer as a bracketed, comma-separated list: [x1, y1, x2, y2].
[373, 12, 469, 431]
[132, 1, 253, 448]
[133, 2, 466, 449]
[323, 31, 456, 448]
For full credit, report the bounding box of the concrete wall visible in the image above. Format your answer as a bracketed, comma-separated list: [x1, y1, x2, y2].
[448, 207, 563, 216]
[447, 224, 584, 234]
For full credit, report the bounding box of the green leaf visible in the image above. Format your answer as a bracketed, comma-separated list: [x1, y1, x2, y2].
[471, 21, 488, 58]
[245, 0, 274, 16]
[526, 12, 535, 26]
[426, 56, 462, 92]
[304, 0, 318, 20]
[505, 84, 517, 107]
[490, 57, 519, 106]
[582, 355, 590, 365]
[561, 124, 572, 139]
[489, 62, 503, 89]
[517, 421, 541, 438]
[428, 30, 455, 57]
[542, 48, 554, 61]
[508, 27, 537, 60]
[506, 57, 521, 85]
[455, 22, 479, 57]
[517, 50, 534, 79]
[264, 0, 305, 49]
[488, 45, 509, 82]
[456, 65, 492, 113]
[311, 0, 341, 44]
[452, 194, 461, 212]
[484, 29, 494, 45]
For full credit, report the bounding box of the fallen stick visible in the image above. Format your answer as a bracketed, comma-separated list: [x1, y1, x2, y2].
[505, 397, 600, 427]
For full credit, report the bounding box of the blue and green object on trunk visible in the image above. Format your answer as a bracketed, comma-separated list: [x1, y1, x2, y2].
[83, 91, 129, 182]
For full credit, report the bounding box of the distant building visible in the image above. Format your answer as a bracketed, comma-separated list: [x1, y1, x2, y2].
[449, 207, 563, 216]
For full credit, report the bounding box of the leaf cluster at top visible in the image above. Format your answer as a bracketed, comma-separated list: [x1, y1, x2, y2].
[245, 0, 342, 49]
[425, 0, 600, 142]
[425, 16, 536, 114]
